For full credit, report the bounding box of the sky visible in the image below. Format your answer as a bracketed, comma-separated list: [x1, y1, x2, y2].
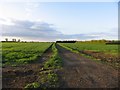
[0, 1, 118, 41]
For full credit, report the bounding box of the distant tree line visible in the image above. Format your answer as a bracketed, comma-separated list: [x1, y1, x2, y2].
[56, 40, 76, 43]
[4, 38, 21, 42]
[106, 40, 120, 45]
[77, 39, 107, 43]
[56, 39, 120, 44]
[77, 39, 120, 45]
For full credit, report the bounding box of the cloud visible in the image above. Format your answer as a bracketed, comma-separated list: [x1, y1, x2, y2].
[1, 19, 63, 41]
[1, 19, 118, 41]
[0, 18, 15, 25]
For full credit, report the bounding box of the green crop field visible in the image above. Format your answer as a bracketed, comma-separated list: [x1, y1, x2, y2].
[58, 41, 119, 67]
[2, 42, 52, 66]
[59, 42, 118, 55]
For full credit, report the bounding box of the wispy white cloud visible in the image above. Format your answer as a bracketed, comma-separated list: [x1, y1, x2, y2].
[0, 18, 15, 25]
[1, 19, 118, 41]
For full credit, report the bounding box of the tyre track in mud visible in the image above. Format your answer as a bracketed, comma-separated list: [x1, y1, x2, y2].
[2, 44, 53, 88]
[56, 44, 118, 88]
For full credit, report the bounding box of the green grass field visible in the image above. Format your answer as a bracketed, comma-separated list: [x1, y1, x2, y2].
[59, 42, 118, 55]
[58, 42, 119, 68]
[2, 42, 52, 66]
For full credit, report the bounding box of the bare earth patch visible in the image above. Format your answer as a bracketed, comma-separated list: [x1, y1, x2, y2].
[80, 50, 119, 63]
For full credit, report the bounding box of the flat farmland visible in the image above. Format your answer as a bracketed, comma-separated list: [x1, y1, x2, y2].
[2, 42, 52, 66]
[2, 42, 119, 88]
[59, 42, 118, 55]
[59, 42, 119, 68]
[2, 42, 63, 88]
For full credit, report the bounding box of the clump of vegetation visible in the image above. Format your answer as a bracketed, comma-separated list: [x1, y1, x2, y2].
[24, 82, 40, 89]
[44, 43, 62, 69]
[39, 72, 59, 88]
[47, 73, 58, 87]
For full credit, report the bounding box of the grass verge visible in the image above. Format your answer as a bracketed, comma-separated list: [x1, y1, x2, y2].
[24, 43, 62, 89]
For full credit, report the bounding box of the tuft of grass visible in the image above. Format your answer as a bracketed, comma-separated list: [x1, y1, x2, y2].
[24, 82, 40, 89]
[47, 73, 58, 87]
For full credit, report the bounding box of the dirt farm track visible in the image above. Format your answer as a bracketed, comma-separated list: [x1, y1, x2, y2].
[2, 44, 119, 88]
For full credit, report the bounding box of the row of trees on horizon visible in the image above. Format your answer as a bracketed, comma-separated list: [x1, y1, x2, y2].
[4, 38, 21, 42]
[2, 38, 120, 43]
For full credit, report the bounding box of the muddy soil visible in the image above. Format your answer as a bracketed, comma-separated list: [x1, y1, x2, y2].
[2, 46, 53, 89]
[79, 50, 119, 63]
[56, 44, 119, 88]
